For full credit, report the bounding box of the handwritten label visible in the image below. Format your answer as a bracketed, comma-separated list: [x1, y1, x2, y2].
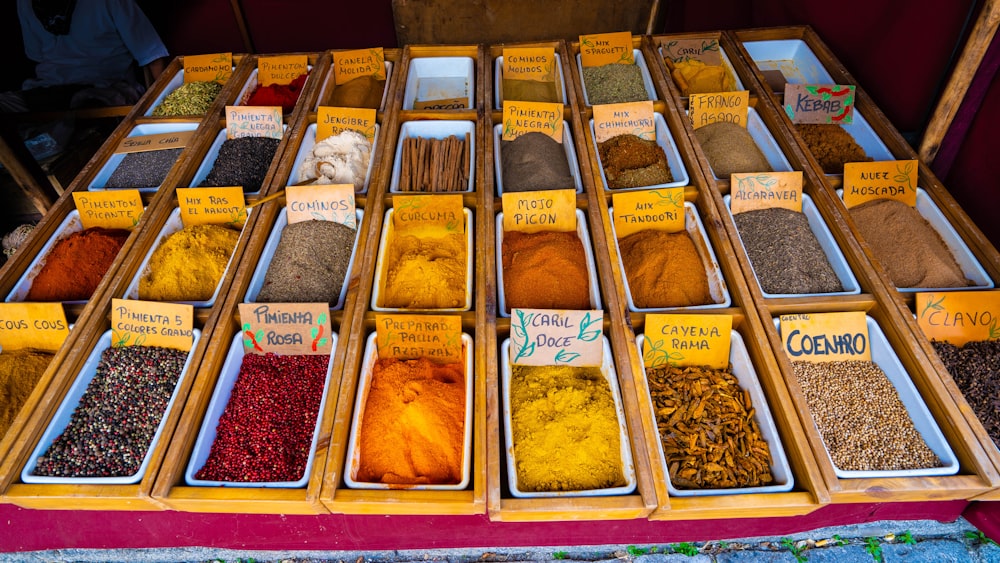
[73, 190, 143, 230]
[238, 302, 332, 355]
[286, 184, 356, 227]
[392, 194, 464, 232]
[784, 84, 855, 124]
[780, 311, 870, 363]
[226, 105, 283, 139]
[689, 90, 749, 129]
[0, 303, 69, 352]
[317, 106, 376, 143]
[333, 48, 386, 84]
[111, 298, 194, 351]
[579, 31, 635, 67]
[504, 47, 556, 82]
[502, 101, 563, 142]
[660, 37, 723, 66]
[184, 52, 233, 84]
[502, 189, 576, 234]
[730, 171, 803, 214]
[612, 188, 685, 238]
[509, 308, 603, 366]
[413, 96, 468, 110]
[258, 55, 308, 87]
[114, 130, 194, 154]
[843, 160, 918, 208]
[375, 314, 463, 363]
[177, 187, 247, 228]
[643, 313, 732, 369]
[592, 101, 655, 143]
[413, 76, 469, 110]
[917, 291, 1000, 347]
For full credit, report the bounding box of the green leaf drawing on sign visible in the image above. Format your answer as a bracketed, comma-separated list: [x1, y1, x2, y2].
[514, 341, 536, 363]
[644, 337, 669, 368]
[919, 295, 945, 320]
[503, 118, 516, 137]
[134, 333, 147, 347]
[318, 313, 328, 325]
[445, 332, 459, 349]
[893, 161, 915, 191]
[989, 318, 1000, 340]
[446, 219, 459, 231]
[311, 212, 326, 221]
[578, 312, 601, 341]
[582, 38, 595, 49]
[701, 40, 719, 53]
[113, 330, 131, 347]
[651, 188, 685, 209]
[665, 351, 685, 366]
[317, 337, 328, 348]
[555, 349, 580, 364]
[379, 329, 395, 348]
[512, 310, 532, 339]
[311, 326, 318, 339]
[616, 51, 632, 64]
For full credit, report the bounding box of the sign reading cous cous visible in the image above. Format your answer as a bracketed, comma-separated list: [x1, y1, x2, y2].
[177, 187, 247, 228]
[659, 37, 723, 65]
[112, 298, 194, 351]
[317, 106, 376, 143]
[226, 105, 284, 139]
[643, 313, 732, 369]
[392, 193, 464, 232]
[502, 188, 576, 234]
[843, 160, 918, 208]
[258, 54, 308, 87]
[237, 302, 333, 355]
[688, 90, 749, 130]
[0, 302, 69, 352]
[592, 101, 654, 143]
[502, 100, 563, 142]
[333, 47, 386, 84]
[509, 308, 604, 366]
[73, 190, 143, 230]
[286, 184, 356, 227]
[783, 84, 855, 124]
[375, 313, 463, 363]
[730, 171, 803, 214]
[183, 52, 233, 84]
[579, 31, 634, 67]
[503, 47, 556, 82]
[916, 291, 1000, 347]
[612, 187, 685, 237]
[780, 311, 870, 363]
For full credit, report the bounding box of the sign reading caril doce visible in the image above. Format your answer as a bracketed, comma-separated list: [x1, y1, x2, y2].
[688, 90, 749, 130]
[780, 311, 870, 363]
[510, 308, 604, 366]
[843, 160, 918, 208]
[114, 130, 194, 154]
[612, 187, 685, 238]
[375, 313, 463, 364]
[184, 52, 233, 84]
[502, 188, 576, 234]
[917, 291, 1000, 347]
[660, 37, 723, 66]
[73, 190, 143, 230]
[784, 84, 855, 124]
[286, 184, 356, 227]
[730, 171, 803, 214]
[0, 302, 70, 352]
[392, 193, 464, 233]
[258, 54, 308, 86]
[238, 302, 333, 355]
[177, 186, 247, 229]
[579, 31, 634, 66]
[226, 105, 283, 139]
[317, 106, 376, 143]
[502, 100, 563, 142]
[503, 46, 556, 82]
[112, 298, 194, 352]
[333, 47, 386, 84]
[592, 100, 655, 143]
[643, 313, 732, 370]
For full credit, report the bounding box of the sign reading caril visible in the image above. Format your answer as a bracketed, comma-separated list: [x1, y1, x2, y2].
[660, 37, 723, 66]
[612, 187, 685, 238]
[784, 84, 855, 124]
[238, 302, 333, 355]
[184, 52, 233, 84]
[177, 187, 248, 228]
[917, 291, 1000, 347]
[592, 101, 655, 143]
[111, 298, 194, 352]
[502, 189, 576, 234]
[73, 190, 143, 230]
[258, 55, 308, 86]
[502, 100, 563, 142]
[643, 313, 732, 369]
[334, 48, 386, 84]
[730, 171, 803, 214]
[0, 302, 70, 352]
[579, 31, 634, 67]
[286, 184, 356, 227]
[780, 311, 870, 363]
[375, 313, 463, 363]
[843, 160, 918, 208]
[509, 308, 604, 366]
[226, 105, 283, 139]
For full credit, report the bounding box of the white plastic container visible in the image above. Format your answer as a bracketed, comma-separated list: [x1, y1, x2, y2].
[288, 122, 379, 193]
[403, 57, 475, 110]
[742, 39, 834, 85]
[691, 106, 793, 180]
[493, 122, 582, 195]
[493, 54, 568, 107]
[343, 331, 474, 490]
[316, 61, 393, 112]
[187, 126, 287, 196]
[577, 50, 657, 106]
[388, 120, 476, 193]
[590, 112, 690, 191]
[88, 123, 199, 191]
[657, 43, 745, 93]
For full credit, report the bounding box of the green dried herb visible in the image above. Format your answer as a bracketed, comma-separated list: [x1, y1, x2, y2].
[152, 81, 223, 116]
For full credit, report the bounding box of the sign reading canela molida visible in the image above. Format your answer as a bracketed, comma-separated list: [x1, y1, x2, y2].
[783, 84, 855, 124]
[917, 290, 1000, 347]
[843, 160, 918, 208]
[112, 298, 194, 352]
[238, 302, 333, 355]
[375, 313, 463, 363]
[333, 47, 386, 84]
[643, 313, 732, 370]
[509, 308, 604, 367]
[611, 187, 685, 238]
[780, 311, 871, 363]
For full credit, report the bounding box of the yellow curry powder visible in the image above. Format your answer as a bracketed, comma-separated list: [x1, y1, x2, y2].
[509, 364, 625, 492]
[380, 226, 467, 309]
[670, 59, 736, 95]
[0, 349, 54, 438]
[139, 224, 240, 302]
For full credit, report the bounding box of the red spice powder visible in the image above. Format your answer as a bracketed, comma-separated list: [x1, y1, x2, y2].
[26, 227, 130, 301]
[246, 73, 308, 113]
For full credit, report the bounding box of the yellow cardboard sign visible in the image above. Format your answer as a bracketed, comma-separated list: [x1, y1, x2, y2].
[689, 90, 749, 130]
[612, 188, 685, 238]
[0, 303, 69, 352]
[502, 189, 576, 234]
[238, 302, 333, 355]
[780, 311, 871, 363]
[226, 105, 283, 139]
[177, 187, 247, 228]
[784, 84, 855, 124]
[114, 130, 194, 154]
[184, 52, 233, 84]
[73, 190, 143, 230]
[579, 31, 635, 67]
[592, 101, 655, 143]
[111, 298, 194, 351]
[375, 313, 463, 363]
[503, 47, 556, 82]
[917, 291, 1000, 347]
[258, 55, 308, 87]
[509, 308, 604, 366]
[392, 194, 465, 233]
[316, 106, 377, 143]
[643, 313, 732, 369]
[843, 160, 918, 208]
[333, 48, 386, 84]
[659, 37, 723, 66]
[501, 100, 563, 142]
[730, 171, 803, 214]
[286, 184, 356, 227]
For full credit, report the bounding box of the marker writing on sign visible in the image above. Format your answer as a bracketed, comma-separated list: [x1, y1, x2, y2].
[784, 329, 867, 356]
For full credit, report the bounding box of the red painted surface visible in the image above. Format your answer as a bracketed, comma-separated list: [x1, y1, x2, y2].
[963, 502, 1000, 542]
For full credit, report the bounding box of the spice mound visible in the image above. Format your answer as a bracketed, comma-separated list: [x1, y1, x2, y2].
[0, 349, 54, 439]
[500, 132, 574, 193]
[932, 339, 1000, 449]
[619, 229, 713, 308]
[502, 76, 560, 103]
[694, 121, 772, 177]
[849, 198, 970, 288]
[27, 226, 130, 301]
[357, 356, 466, 485]
[795, 123, 872, 174]
[733, 207, 844, 294]
[792, 360, 941, 472]
[105, 148, 183, 189]
[502, 230, 591, 311]
[200, 136, 281, 193]
[380, 226, 467, 309]
[297, 130, 372, 192]
[139, 224, 240, 302]
[598, 134, 673, 189]
[669, 59, 736, 95]
[647, 364, 774, 489]
[331, 75, 386, 108]
[246, 72, 308, 113]
[32, 345, 187, 478]
[509, 364, 625, 492]
[582, 63, 648, 105]
[257, 220, 357, 304]
[152, 81, 223, 116]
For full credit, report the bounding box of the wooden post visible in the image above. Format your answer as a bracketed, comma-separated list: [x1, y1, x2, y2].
[0, 118, 57, 214]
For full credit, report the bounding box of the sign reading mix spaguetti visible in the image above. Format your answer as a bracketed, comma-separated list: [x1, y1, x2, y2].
[509, 308, 604, 366]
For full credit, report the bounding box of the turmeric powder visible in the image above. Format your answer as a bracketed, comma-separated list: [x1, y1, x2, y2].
[139, 224, 240, 302]
[380, 226, 467, 309]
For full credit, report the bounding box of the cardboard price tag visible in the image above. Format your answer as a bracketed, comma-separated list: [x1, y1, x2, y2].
[688, 91, 749, 130]
[177, 187, 247, 228]
[238, 302, 333, 355]
[643, 313, 732, 369]
[730, 171, 803, 214]
[317, 106, 376, 143]
[780, 311, 870, 363]
[0, 303, 69, 352]
[612, 188, 685, 238]
[112, 298, 194, 351]
[509, 308, 603, 366]
[592, 101, 655, 143]
[333, 48, 386, 84]
[226, 105, 283, 139]
[184, 52, 233, 84]
[503, 47, 556, 82]
[784, 84, 855, 124]
[286, 184, 356, 227]
[579, 31, 634, 67]
[917, 291, 1000, 347]
[114, 130, 194, 154]
[502, 189, 576, 234]
[843, 160, 918, 208]
[501, 100, 563, 142]
[392, 194, 464, 233]
[659, 37, 723, 65]
[375, 314, 463, 363]
[73, 190, 143, 230]
[258, 55, 308, 86]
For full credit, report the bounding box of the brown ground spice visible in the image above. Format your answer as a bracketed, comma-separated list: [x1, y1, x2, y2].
[0, 349, 54, 438]
[502, 230, 591, 310]
[618, 229, 712, 308]
[694, 121, 771, 177]
[795, 123, 872, 174]
[598, 134, 672, 189]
